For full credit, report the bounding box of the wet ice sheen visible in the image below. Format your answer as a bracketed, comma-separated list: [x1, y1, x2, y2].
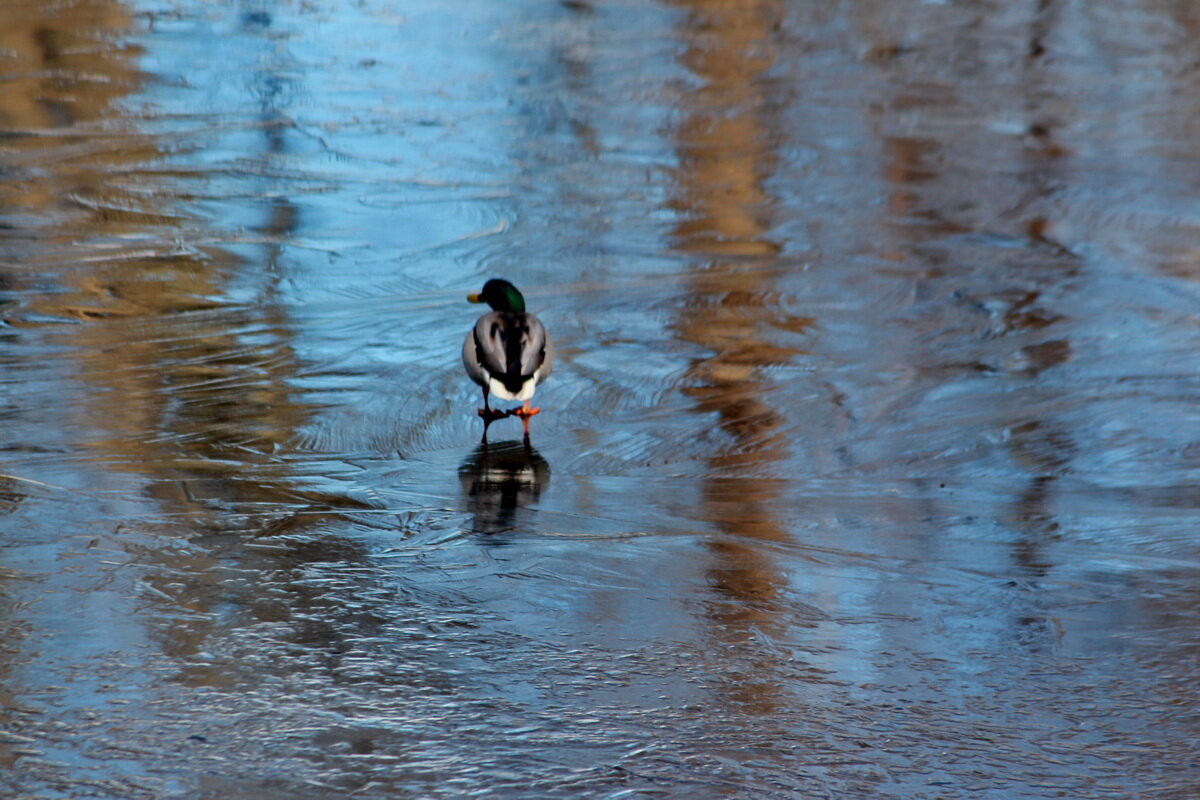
[0, 0, 1198, 798]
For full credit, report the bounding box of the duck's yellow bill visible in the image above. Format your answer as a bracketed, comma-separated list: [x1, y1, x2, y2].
[467, 293, 482, 303]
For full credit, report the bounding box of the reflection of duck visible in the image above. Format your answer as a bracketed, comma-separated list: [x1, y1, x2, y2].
[458, 440, 550, 536]
[462, 278, 553, 439]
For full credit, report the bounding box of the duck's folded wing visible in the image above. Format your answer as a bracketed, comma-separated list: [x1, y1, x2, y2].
[520, 316, 550, 378]
[473, 312, 548, 380]
[530, 317, 552, 380]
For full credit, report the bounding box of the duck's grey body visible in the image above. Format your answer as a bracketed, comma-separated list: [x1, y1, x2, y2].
[462, 310, 553, 403]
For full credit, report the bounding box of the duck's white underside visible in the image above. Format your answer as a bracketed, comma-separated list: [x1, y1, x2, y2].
[487, 370, 542, 402]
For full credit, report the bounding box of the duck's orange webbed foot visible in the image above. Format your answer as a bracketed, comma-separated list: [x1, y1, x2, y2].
[477, 407, 511, 425]
[510, 403, 541, 437]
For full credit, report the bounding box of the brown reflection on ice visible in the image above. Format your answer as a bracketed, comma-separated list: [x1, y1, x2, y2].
[0, 0, 150, 307]
[667, 0, 807, 711]
[0, 3, 349, 686]
[1001, 416, 1077, 647]
[23, 37, 311, 510]
[860, 2, 1084, 632]
[1005, 418, 1075, 594]
[993, 3, 1078, 596]
[0, 2, 142, 167]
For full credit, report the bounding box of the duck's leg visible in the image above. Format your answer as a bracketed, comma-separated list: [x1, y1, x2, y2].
[510, 400, 541, 437]
[478, 388, 510, 438]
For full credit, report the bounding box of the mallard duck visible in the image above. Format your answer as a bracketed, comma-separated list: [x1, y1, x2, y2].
[462, 278, 553, 437]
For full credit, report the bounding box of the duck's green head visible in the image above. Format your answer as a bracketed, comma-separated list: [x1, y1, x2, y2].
[468, 278, 526, 313]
